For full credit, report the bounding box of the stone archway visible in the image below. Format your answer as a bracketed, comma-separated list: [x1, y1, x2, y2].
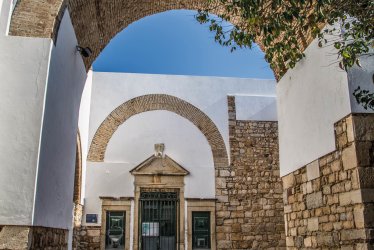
[9, 0, 315, 76]
[88, 94, 229, 201]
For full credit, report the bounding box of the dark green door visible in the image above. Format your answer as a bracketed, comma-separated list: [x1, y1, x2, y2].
[105, 211, 125, 249]
[192, 212, 210, 249]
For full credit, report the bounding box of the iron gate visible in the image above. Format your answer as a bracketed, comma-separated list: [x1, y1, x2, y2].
[139, 191, 180, 250]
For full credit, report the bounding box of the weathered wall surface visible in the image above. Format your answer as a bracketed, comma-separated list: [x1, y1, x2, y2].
[33, 10, 87, 229]
[215, 96, 285, 249]
[0, 0, 52, 225]
[73, 226, 101, 250]
[0, 225, 68, 249]
[282, 113, 374, 249]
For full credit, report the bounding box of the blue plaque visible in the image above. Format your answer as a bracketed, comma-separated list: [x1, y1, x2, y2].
[86, 214, 98, 223]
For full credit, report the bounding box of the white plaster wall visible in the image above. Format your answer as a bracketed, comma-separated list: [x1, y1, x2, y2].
[106, 111, 213, 167]
[106, 110, 215, 197]
[33, 10, 87, 229]
[83, 73, 276, 225]
[83, 162, 134, 226]
[78, 70, 93, 205]
[89, 73, 277, 157]
[0, 0, 3, 16]
[84, 111, 216, 224]
[235, 95, 277, 121]
[277, 38, 352, 176]
[0, 0, 52, 225]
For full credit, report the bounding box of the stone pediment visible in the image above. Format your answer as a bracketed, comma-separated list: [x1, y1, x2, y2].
[130, 155, 189, 176]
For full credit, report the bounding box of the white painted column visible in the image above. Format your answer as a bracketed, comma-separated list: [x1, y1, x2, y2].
[0, 0, 52, 226]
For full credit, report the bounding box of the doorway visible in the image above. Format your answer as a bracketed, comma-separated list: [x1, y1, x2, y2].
[192, 212, 210, 249]
[105, 211, 125, 249]
[139, 191, 180, 250]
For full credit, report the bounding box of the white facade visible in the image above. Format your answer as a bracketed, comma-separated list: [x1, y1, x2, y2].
[0, 4, 86, 230]
[0, 0, 52, 225]
[81, 72, 277, 226]
[277, 39, 351, 176]
[277, 37, 374, 177]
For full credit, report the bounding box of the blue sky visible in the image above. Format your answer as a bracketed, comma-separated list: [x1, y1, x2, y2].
[93, 10, 274, 79]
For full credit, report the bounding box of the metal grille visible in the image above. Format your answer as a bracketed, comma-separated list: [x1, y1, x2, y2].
[139, 191, 180, 250]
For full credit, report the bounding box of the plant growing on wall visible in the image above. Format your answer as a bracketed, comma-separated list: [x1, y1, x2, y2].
[195, 0, 374, 110]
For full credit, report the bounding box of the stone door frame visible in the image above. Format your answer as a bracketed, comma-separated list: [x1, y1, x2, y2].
[186, 199, 216, 250]
[133, 175, 186, 250]
[100, 197, 132, 250]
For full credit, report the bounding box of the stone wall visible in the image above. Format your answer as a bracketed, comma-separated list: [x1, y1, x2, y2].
[73, 226, 101, 250]
[282, 113, 374, 249]
[0, 225, 68, 249]
[31, 227, 68, 249]
[214, 96, 285, 249]
[73, 203, 83, 228]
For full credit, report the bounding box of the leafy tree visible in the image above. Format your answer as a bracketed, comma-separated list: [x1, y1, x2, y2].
[196, 0, 374, 110]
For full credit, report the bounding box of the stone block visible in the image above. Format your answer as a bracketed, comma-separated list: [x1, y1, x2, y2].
[0, 226, 31, 250]
[341, 229, 366, 241]
[355, 243, 372, 250]
[284, 205, 292, 214]
[331, 160, 341, 172]
[342, 144, 358, 170]
[307, 160, 320, 181]
[354, 206, 365, 229]
[216, 195, 229, 202]
[346, 116, 355, 143]
[341, 246, 354, 250]
[307, 217, 319, 231]
[87, 229, 100, 237]
[216, 178, 227, 188]
[339, 190, 362, 206]
[352, 169, 360, 189]
[306, 182, 313, 194]
[220, 170, 230, 177]
[217, 211, 230, 218]
[283, 174, 295, 189]
[316, 233, 334, 246]
[295, 236, 303, 248]
[217, 240, 232, 248]
[286, 236, 294, 247]
[304, 236, 312, 247]
[306, 192, 323, 209]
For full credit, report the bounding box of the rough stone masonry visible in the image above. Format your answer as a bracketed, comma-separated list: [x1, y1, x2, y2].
[214, 96, 285, 249]
[282, 114, 374, 249]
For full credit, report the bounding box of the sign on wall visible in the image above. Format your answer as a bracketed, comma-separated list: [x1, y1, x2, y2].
[86, 214, 98, 223]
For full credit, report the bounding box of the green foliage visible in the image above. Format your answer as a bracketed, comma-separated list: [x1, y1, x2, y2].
[195, 0, 373, 75]
[195, 0, 373, 110]
[353, 87, 374, 110]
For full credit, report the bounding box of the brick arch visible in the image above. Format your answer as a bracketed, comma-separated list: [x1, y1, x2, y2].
[88, 94, 228, 169]
[9, 0, 315, 78]
[10, 0, 222, 68]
